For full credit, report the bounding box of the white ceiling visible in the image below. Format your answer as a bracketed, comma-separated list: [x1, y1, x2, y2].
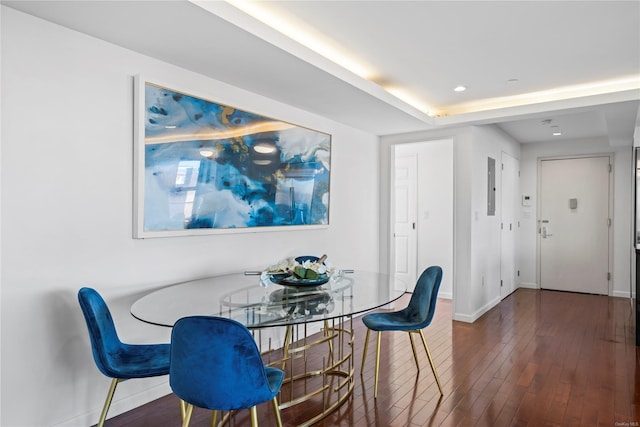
[3, 0, 639, 142]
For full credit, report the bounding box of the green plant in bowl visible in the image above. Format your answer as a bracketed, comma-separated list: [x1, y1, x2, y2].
[294, 266, 320, 280]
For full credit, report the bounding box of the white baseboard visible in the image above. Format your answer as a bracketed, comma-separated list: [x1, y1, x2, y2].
[53, 381, 172, 427]
[451, 283, 633, 323]
[518, 283, 633, 298]
[452, 295, 501, 323]
[518, 282, 538, 289]
[612, 289, 634, 298]
[438, 291, 452, 300]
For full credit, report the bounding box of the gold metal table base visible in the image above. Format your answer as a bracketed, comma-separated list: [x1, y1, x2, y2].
[260, 316, 355, 427]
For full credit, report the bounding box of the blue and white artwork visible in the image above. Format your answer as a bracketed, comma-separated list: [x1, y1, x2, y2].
[137, 82, 331, 236]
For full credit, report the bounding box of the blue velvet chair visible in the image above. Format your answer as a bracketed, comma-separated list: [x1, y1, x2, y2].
[170, 316, 284, 427]
[77, 287, 171, 427]
[360, 266, 444, 398]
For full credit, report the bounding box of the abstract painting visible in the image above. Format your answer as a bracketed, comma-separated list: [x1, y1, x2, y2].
[134, 77, 331, 238]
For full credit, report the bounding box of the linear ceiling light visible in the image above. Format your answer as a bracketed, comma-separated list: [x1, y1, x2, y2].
[225, 0, 373, 80]
[445, 75, 640, 115]
[384, 87, 435, 117]
[212, 1, 638, 119]
[222, 0, 436, 117]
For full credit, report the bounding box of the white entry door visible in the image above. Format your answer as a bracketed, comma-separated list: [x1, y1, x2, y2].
[393, 154, 418, 291]
[500, 152, 518, 299]
[539, 156, 611, 295]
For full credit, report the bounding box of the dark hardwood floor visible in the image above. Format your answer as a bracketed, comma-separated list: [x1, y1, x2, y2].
[105, 289, 639, 426]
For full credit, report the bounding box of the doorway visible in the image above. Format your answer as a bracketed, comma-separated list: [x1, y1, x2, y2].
[392, 154, 418, 290]
[500, 152, 518, 299]
[538, 155, 612, 295]
[391, 140, 454, 298]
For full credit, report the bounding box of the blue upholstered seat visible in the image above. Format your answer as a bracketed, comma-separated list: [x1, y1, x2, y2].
[361, 266, 444, 397]
[170, 316, 284, 427]
[77, 287, 171, 427]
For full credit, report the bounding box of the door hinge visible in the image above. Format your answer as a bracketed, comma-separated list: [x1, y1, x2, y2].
[501, 223, 503, 230]
[500, 280, 503, 287]
[607, 272, 611, 281]
[517, 270, 520, 277]
[609, 164, 612, 173]
[608, 218, 612, 227]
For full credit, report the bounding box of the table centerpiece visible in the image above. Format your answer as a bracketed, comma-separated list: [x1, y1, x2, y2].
[261, 255, 338, 287]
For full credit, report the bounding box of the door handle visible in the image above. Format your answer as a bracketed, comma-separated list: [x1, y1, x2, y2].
[540, 220, 553, 238]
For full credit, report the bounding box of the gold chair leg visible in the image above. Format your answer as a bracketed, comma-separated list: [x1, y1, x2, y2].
[97, 378, 121, 427]
[250, 406, 259, 427]
[179, 399, 186, 421]
[272, 397, 283, 427]
[210, 410, 218, 427]
[361, 328, 371, 373]
[407, 331, 421, 371]
[374, 331, 381, 398]
[182, 403, 194, 427]
[418, 330, 444, 395]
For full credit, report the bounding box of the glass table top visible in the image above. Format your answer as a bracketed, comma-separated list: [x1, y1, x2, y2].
[130, 270, 407, 328]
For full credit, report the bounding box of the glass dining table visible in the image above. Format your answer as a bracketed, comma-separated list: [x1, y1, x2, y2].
[131, 270, 406, 427]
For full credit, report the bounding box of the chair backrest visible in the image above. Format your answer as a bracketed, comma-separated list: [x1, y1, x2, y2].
[170, 316, 276, 411]
[77, 287, 124, 378]
[404, 266, 443, 328]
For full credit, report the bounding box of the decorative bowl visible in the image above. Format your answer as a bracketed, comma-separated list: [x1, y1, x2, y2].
[270, 273, 330, 287]
[295, 255, 320, 263]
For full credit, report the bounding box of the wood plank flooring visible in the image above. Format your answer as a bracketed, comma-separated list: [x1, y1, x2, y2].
[105, 289, 638, 427]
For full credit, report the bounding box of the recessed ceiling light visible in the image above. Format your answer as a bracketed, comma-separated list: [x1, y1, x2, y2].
[454, 85, 467, 92]
[553, 132, 562, 136]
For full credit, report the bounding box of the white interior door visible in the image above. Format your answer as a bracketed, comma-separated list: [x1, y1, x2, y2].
[539, 156, 611, 295]
[500, 152, 518, 298]
[393, 154, 418, 291]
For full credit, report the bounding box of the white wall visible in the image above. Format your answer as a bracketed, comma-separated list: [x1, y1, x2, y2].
[467, 126, 521, 320]
[519, 137, 633, 297]
[395, 140, 454, 299]
[380, 127, 471, 319]
[380, 125, 520, 322]
[1, 8, 382, 426]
